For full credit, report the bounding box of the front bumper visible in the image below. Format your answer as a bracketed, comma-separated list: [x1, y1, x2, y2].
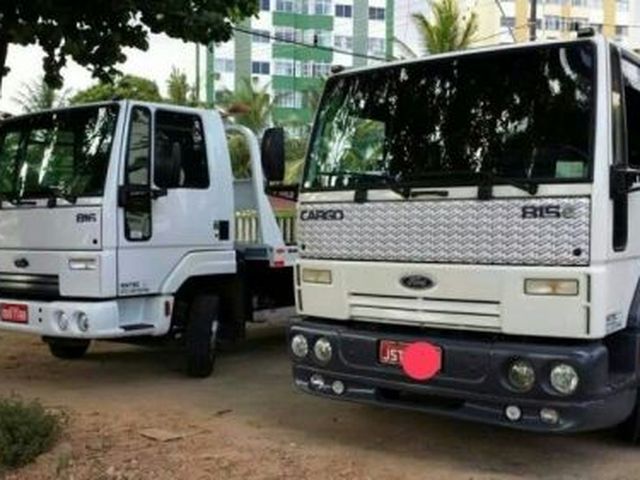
[289, 319, 638, 433]
[0, 296, 171, 339]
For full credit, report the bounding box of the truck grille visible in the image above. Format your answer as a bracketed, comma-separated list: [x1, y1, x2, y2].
[0, 273, 60, 299]
[348, 293, 501, 331]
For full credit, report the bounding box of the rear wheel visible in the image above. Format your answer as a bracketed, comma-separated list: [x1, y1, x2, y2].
[185, 294, 220, 378]
[47, 339, 91, 360]
[617, 389, 640, 444]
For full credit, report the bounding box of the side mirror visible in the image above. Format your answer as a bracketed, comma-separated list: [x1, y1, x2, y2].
[155, 142, 182, 189]
[261, 127, 285, 182]
[610, 165, 640, 199]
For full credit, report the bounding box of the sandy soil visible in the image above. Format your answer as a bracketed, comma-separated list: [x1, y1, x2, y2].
[0, 317, 639, 480]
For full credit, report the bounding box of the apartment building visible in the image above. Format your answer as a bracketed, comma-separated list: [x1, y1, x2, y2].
[206, 0, 394, 124]
[468, 0, 640, 49]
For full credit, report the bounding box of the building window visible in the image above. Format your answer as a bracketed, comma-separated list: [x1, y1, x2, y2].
[276, 0, 295, 12]
[617, 0, 629, 11]
[261, 0, 270, 10]
[544, 15, 563, 31]
[334, 35, 353, 50]
[275, 26, 296, 42]
[275, 91, 303, 108]
[616, 25, 629, 37]
[312, 62, 332, 77]
[214, 58, 234, 73]
[369, 7, 385, 21]
[368, 38, 385, 56]
[274, 59, 295, 76]
[252, 29, 271, 43]
[335, 4, 352, 17]
[251, 61, 271, 75]
[571, 0, 588, 6]
[314, 0, 332, 15]
[500, 16, 515, 28]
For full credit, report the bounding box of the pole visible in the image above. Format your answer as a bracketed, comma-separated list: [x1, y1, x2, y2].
[529, 0, 538, 41]
[195, 43, 201, 103]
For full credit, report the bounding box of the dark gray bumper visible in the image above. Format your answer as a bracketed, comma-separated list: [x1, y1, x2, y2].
[289, 319, 638, 433]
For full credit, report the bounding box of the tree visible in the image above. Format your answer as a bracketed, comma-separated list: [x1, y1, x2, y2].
[0, 1, 257, 90]
[412, 0, 478, 55]
[219, 77, 274, 134]
[13, 77, 69, 113]
[166, 67, 193, 106]
[70, 75, 162, 104]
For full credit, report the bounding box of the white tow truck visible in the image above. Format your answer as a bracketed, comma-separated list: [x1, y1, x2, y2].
[0, 101, 296, 377]
[288, 32, 640, 441]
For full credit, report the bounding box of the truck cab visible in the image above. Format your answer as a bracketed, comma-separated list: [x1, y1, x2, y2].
[288, 35, 640, 440]
[0, 100, 295, 376]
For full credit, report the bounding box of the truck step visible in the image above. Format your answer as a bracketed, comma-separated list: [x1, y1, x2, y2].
[121, 323, 155, 331]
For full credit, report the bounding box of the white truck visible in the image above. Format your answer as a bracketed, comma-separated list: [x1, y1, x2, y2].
[288, 32, 640, 441]
[0, 100, 296, 377]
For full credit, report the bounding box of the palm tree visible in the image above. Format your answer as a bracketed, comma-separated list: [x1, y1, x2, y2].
[166, 67, 192, 106]
[13, 77, 69, 113]
[219, 77, 274, 134]
[412, 0, 478, 55]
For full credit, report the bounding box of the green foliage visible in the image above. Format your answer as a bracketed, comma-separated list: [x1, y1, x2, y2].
[219, 77, 274, 134]
[0, 0, 258, 89]
[166, 67, 194, 106]
[228, 133, 251, 179]
[413, 0, 478, 54]
[12, 77, 69, 113]
[71, 75, 162, 104]
[284, 136, 308, 184]
[0, 397, 63, 469]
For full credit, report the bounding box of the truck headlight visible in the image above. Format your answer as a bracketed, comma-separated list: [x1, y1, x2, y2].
[68, 258, 98, 271]
[313, 337, 333, 363]
[550, 363, 579, 395]
[301, 268, 332, 285]
[291, 334, 309, 358]
[524, 279, 578, 296]
[507, 359, 536, 392]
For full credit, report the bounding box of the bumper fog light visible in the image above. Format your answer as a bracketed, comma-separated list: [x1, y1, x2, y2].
[540, 408, 560, 425]
[68, 258, 98, 271]
[313, 337, 333, 364]
[507, 359, 536, 392]
[291, 334, 309, 358]
[301, 268, 332, 285]
[76, 312, 89, 332]
[331, 380, 345, 395]
[505, 405, 522, 422]
[309, 373, 325, 390]
[524, 279, 578, 296]
[55, 311, 69, 331]
[550, 364, 579, 395]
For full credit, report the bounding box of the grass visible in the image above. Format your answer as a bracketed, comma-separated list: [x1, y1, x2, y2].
[0, 396, 63, 470]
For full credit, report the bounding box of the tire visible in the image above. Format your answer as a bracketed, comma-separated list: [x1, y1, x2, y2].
[618, 389, 640, 444]
[47, 339, 91, 360]
[185, 294, 220, 378]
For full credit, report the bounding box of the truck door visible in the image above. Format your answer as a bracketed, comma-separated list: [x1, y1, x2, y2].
[117, 105, 225, 296]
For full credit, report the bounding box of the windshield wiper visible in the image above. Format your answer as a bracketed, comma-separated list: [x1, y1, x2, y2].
[315, 171, 409, 202]
[40, 186, 78, 207]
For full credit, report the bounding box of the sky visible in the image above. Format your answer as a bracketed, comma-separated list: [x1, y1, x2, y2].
[0, 2, 425, 114]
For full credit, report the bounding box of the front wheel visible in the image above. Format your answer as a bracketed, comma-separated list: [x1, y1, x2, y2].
[185, 294, 220, 378]
[617, 389, 640, 444]
[46, 339, 91, 360]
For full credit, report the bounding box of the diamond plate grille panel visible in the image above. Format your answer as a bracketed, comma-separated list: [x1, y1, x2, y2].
[298, 197, 591, 266]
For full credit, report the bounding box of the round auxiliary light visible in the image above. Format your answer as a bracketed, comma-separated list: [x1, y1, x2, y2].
[291, 334, 309, 358]
[507, 359, 536, 392]
[76, 312, 89, 332]
[309, 373, 325, 390]
[540, 408, 560, 425]
[331, 380, 345, 395]
[313, 337, 333, 364]
[550, 364, 579, 395]
[505, 405, 522, 422]
[56, 311, 69, 331]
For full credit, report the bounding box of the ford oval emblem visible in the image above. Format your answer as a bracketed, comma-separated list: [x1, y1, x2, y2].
[400, 275, 435, 290]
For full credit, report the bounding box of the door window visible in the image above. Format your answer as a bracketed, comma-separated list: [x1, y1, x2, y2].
[154, 111, 209, 189]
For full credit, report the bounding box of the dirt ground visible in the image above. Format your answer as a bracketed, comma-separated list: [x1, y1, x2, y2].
[1, 316, 640, 480]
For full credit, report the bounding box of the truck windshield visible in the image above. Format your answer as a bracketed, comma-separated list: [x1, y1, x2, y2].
[303, 42, 595, 192]
[0, 105, 119, 201]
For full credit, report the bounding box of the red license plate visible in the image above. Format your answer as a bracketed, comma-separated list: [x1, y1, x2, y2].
[379, 340, 411, 366]
[1, 303, 28, 324]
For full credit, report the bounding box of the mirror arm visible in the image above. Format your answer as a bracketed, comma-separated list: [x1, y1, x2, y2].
[151, 188, 168, 199]
[610, 165, 640, 199]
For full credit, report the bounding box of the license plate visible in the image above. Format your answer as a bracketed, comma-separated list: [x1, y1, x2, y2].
[379, 340, 410, 366]
[1, 303, 28, 324]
